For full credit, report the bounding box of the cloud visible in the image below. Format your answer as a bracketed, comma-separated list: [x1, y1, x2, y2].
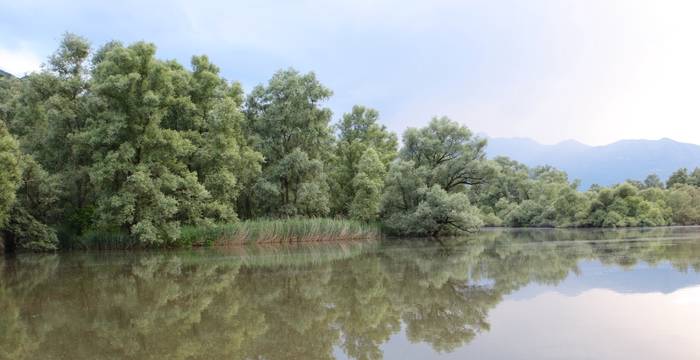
[0, 45, 42, 76]
[386, 0, 700, 145]
[2, 0, 700, 145]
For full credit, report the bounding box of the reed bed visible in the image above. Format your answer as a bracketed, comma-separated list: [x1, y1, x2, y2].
[180, 218, 382, 246]
[68, 231, 140, 250]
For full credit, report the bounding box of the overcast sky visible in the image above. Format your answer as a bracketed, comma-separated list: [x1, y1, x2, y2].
[2, 0, 699, 145]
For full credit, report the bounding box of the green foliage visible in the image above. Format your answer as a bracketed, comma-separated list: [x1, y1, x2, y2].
[644, 174, 664, 189]
[665, 184, 700, 225]
[331, 106, 397, 214]
[0, 121, 21, 229]
[7, 34, 94, 237]
[584, 182, 671, 227]
[4, 33, 700, 250]
[401, 116, 490, 191]
[244, 69, 333, 217]
[349, 148, 386, 222]
[667, 168, 690, 188]
[83, 41, 215, 244]
[690, 168, 700, 187]
[66, 231, 138, 250]
[3, 156, 61, 251]
[180, 218, 381, 246]
[172, 55, 262, 222]
[502, 167, 589, 227]
[381, 117, 487, 236]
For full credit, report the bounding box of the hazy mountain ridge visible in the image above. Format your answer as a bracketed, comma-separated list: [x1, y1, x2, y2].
[0, 69, 14, 78]
[487, 137, 700, 188]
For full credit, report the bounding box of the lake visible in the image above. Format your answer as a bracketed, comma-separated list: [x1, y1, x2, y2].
[2, 227, 700, 359]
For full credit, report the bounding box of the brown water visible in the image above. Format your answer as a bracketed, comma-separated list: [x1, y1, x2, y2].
[2, 227, 700, 359]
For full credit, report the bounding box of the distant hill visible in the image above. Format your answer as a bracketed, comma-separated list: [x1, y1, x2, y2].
[0, 69, 14, 78]
[486, 137, 700, 188]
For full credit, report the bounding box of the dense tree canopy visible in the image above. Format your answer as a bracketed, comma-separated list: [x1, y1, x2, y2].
[401, 116, 490, 191]
[349, 147, 386, 222]
[2, 33, 700, 251]
[381, 118, 487, 236]
[0, 121, 21, 229]
[3, 156, 62, 251]
[243, 69, 333, 217]
[331, 106, 397, 215]
[644, 174, 664, 189]
[84, 41, 220, 244]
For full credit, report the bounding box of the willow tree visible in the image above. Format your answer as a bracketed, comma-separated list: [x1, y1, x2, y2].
[349, 147, 386, 222]
[1, 33, 95, 235]
[401, 116, 490, 191]
[244, 69, 333, 217]
[381, 117, 487, 236]
[1, 120, 59, 252]
[0, 121, 20, 229]
[83, 41, 212, 244]
[667, 168, 690, 189]
[2, 156, 61, 251]
[162, 55, 262, 222]
[643, 174, 664, 189]
[331, 105, 397, 215]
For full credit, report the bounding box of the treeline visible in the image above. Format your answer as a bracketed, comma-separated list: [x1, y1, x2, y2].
[471, 159, 700, 228]
[1, 34, 699, 251]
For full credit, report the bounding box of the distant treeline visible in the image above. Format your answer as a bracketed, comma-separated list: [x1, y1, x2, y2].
[1, 34, 699, 251]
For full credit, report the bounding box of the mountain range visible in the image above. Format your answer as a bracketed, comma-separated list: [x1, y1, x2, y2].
[486, 137, 700, 188]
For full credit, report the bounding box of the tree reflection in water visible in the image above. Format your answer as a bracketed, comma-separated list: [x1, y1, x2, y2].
[1, 227, 700, 360]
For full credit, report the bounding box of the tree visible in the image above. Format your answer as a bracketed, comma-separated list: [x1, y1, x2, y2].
[689, 167, 700, 187]
[584, 182, 670, 227]
[349, 148, 386, 222]
[381, 117, 487, 236]
[667, 168, 689, 188]
[244, 69, 334, 217]
[3, 33, 94, 236]
[83, 41, 212, 244]
[401, 117, 490, 192]
[0, 121, 21, 228]
[643, 174, 664, 189]
[666, 184, 700, 225]
[270, 149, 330, 216]
[331, 106, 397, 215]
[2, 156, 61, 251]
[167, 55, 263, 222]
[468, 157, 532, 225]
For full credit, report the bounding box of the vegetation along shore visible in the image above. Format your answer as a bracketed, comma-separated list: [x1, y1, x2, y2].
[2, 34, 700, 252]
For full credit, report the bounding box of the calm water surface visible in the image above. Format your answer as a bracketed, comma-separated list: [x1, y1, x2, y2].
[2, 227, 700, 359]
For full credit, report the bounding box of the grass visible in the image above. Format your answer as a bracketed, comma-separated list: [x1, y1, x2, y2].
[60, 218, 381, 250]
[66, 231, 140, 250]
[180, 218, 382, 246]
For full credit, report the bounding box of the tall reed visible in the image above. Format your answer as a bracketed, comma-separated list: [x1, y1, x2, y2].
[180, 218, 381, 246]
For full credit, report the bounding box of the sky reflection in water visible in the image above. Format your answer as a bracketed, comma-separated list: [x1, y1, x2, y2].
[1, 227, 700, 359]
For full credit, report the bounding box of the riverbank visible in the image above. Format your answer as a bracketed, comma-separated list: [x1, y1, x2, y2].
[9, 220, 700, 253]
[59, 218, 381, 251]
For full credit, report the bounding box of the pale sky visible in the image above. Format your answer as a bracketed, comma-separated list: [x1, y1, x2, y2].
[2, 0, 699, 145]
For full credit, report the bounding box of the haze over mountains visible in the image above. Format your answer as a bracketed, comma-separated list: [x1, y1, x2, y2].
[487, 137, 700, 189]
